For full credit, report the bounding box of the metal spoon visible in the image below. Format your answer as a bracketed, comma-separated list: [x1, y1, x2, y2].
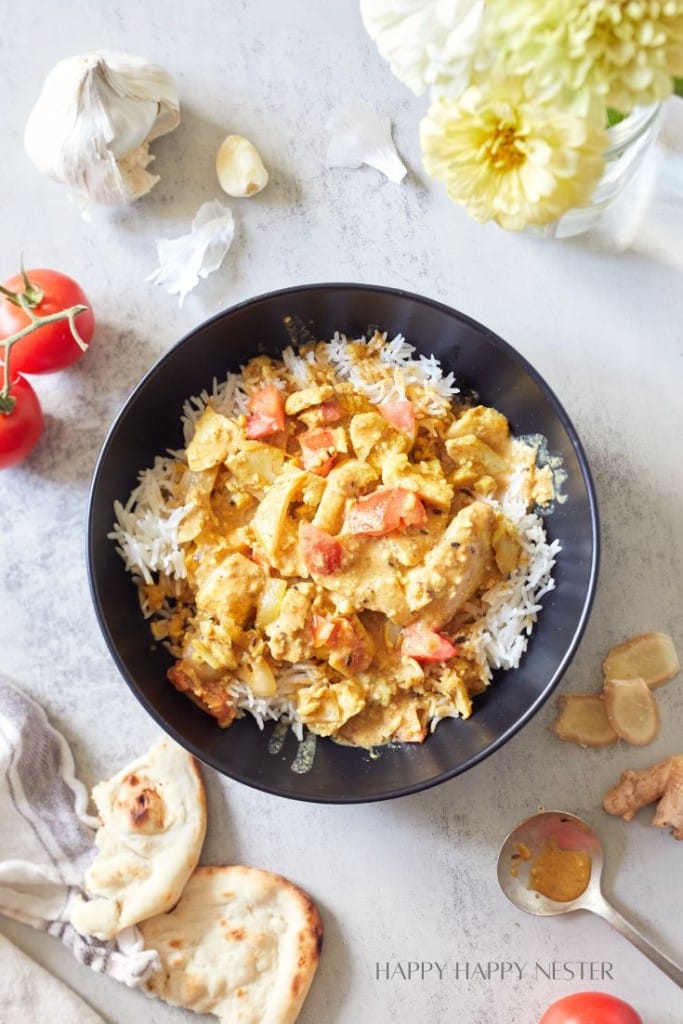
[497, 810, 683, 989]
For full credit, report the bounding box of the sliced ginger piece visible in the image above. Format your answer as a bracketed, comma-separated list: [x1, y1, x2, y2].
[603, 631, 679, 689]
[603, 677, 660, 746]
[551, 694, 617, 748]
[603, 755, 683, 839]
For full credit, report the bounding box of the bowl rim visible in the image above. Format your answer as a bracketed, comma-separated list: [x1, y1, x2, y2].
[87, 281, 600, 802]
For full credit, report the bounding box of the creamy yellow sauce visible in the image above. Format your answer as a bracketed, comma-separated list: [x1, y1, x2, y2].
[133, 335, 555, 748]
[529, 842, 592, 902]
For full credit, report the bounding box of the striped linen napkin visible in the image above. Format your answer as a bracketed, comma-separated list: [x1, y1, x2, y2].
[0, 673, 159, 986]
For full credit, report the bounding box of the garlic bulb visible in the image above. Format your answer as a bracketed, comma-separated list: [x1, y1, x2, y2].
[216, 134, 269, 197]
[24, 51, 180, 205]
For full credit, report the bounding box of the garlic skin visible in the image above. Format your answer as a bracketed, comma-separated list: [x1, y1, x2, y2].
[147, 200, 235, 307]
[24, 51, 180, 205]
[326, 99, 407, 182]
[216, 135, 269, 197]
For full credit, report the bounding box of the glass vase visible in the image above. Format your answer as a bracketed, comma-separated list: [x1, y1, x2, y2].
[525, 103, 664, 239]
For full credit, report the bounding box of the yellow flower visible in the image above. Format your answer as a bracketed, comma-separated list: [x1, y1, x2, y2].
[420, 79, 608, 230]
[486, 0, 683, 113]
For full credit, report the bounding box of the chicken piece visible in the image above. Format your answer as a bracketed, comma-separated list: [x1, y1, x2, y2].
[177, 466, 219, 543]
[603, 756, 683, 839]
[313, 534, 411, 623]
[227, 441, 286, 493]
[381, 451, 453, 511]
[334, 693, 429, 747]
[284, 384, 335, 415]
[492, 518, 522, 576]
[349, 411, 410, 466]
[265, 582, 316, 662]
[446, 405, 510, 453]
[404, 501, 496, 628]
[186, 406, 240, 471]
[249, 467, 325, 564]
[312, 460, 377, 534]
[295, 678, 367, 737]
[445, 434, 509, 479]
[195, 552, 265, 628]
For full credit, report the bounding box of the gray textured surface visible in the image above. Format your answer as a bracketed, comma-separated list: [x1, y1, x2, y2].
[1, 3, 682, 1022]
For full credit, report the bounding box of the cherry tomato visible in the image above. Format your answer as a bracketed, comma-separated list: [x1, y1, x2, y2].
[0, 371, 43, 468]
[540, 992, 643, 1024]
[0, 268, 94, 374]
[246, 385, 285, 439]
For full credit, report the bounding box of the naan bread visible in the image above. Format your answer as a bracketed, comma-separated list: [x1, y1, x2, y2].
[70, 737, 206, 940]
[139, 865, 323, 1024]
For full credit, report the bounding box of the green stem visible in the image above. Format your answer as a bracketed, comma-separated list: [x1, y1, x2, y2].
[0, 303, 89, 411]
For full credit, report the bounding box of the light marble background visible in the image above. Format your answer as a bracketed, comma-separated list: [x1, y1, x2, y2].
[1, 3, 682, 1022]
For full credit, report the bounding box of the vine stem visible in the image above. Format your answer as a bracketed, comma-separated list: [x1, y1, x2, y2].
[0, 302, 89, 411]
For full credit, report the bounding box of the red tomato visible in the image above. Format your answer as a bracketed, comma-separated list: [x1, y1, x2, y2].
[298, 428, 341, 476]
[0, 371, 44, 468]
[349, 488, 427, 536]
[319, 398, 342, 423]
[402, 622, 458, 662]
[246, 385, 286, 439]
[299, 523, 343, 575]
[539, 993, 643, 1024]
[378, 398, 416, 436]
[0, 268, 94, 374]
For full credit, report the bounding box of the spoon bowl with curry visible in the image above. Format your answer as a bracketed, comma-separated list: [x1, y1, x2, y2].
[497, 810, 683, 989]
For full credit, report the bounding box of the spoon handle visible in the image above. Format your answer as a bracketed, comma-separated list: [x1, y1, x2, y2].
[590, 892, 683, 989]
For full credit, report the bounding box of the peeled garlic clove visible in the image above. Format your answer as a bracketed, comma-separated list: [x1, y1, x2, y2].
[24, 51, 180, 205]
[216, 135, 269, 197]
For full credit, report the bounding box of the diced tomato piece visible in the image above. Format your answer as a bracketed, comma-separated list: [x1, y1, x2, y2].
[401, 623, 458, 662]
[298, 428, 338, 476]
[320, 398, 342, 423]
[311, 614, 374, 672]
[348, 488, 427, 536]
[299, 523, 343, 575]
[246, 385, 285, 439]
[378, 399, 416, 436]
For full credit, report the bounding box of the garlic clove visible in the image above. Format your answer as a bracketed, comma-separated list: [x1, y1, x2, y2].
[147, 200, 235, 307]
[24, 51, 180, 205]
[325, 98, 407, 182]
[216, 135, 269, 197]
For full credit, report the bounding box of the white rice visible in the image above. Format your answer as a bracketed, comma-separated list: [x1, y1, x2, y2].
[110, 331, 559, 734]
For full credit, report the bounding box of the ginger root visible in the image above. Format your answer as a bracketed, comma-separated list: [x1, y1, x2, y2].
[603, 755, 683, 840]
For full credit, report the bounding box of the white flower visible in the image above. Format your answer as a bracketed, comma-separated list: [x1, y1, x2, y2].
[360, 0, 485, 96]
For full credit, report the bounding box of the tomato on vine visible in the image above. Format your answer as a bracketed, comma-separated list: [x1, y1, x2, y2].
[0, 370, 43, 469]
[0, 267, 94, 374]
[0, 268, 90, 469]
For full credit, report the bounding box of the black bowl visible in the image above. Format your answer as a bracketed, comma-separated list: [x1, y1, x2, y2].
[88, 283, 599, 803]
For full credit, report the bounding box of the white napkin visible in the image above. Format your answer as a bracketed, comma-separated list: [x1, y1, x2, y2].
[0, 673, 159, 987]
[0, 932, 107, 1024]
